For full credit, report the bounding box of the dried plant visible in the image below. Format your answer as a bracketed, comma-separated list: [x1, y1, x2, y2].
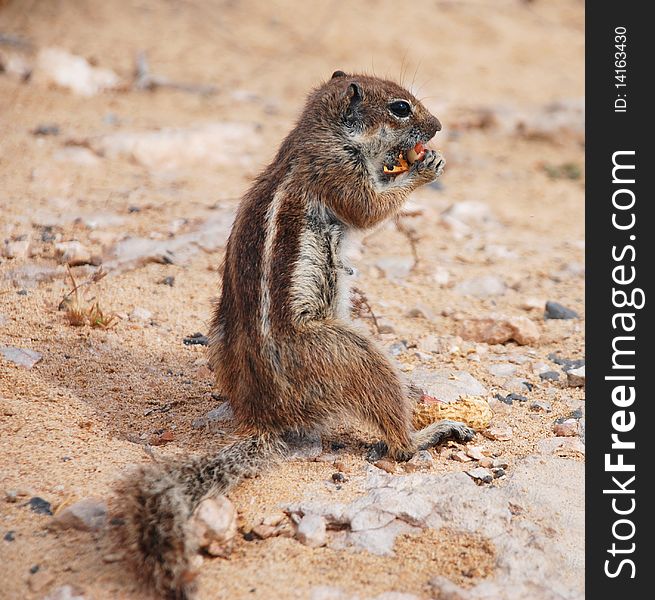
[59, 265, 117, 328]
[351, 286, 381, 335]
[395, 216, 421, 270]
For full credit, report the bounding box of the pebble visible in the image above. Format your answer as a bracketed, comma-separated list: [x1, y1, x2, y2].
[43, 585, 87, 600]
[1, 345, 43, 369]
[183, 332, 209, 346]
[4, 530, 15, 541]
[160, 276, 175, 287]
[458, 316, 540, 346]
[466, 467, 493, 484]
[406, 304, 435, 321]
[548, 353, 585, 371]
[50, 498, 107, 531]
[483, 424, 513, 441]
[537, 437, 586, 456]
[54, 241, 93, 266]
[520, 297, 545, 311]
[530, 401, 552, 413]
[408, 367, 486, 403]
[492, 467, 506, 479]
[494, 392, 528, 406]
[455, 275, 506, 299]
[189, 496, 237, 557]
[451, 451, 472, 463]
[465, 446, 486, 461]
[539, 371, 560, 381]
[331, 472, 347, 483]
[441, 200, 498, 230]
[502, 378, 531, 393]
[432, 266, 450, 286]
[407, 450, 434, 468]
[33, 47, 122, 96]
[374, 459, 399, 473]
[388, 341, 408, 357]
[2, 237, 31, 259]
[487, 363, 517, 378]
[26, 497, 52, 515]
[553, 419, 579, 437]
[129, 307, 152, 324]
[296, 513, 327, 548]
[566, 365, 585, 387]
[544, 301, 579, 320]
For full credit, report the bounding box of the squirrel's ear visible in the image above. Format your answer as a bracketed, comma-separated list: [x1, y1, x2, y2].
[331, 70, 347, 79]
[344, 81, 364, 122]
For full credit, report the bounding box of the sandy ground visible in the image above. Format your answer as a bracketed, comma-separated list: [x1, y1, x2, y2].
[1, 1, 584, 599]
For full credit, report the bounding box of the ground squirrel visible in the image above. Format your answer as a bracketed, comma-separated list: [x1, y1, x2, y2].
[120, 71, 474, 599]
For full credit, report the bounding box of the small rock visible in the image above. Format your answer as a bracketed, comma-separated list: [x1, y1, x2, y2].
[53, 147, 100, 167]
[432, 267, 450, 286]
[296, 513, 327, 548]
[530, 401, 552, 413]
[183, 332, 209, 346]
[539, 371, 560, 381]
[441, 201, 498, 230]
[466, 467, 493, 484]
[374, 459, 398, 473]
[33, 47, 121, 96]
[331, 472, 347, 483]
[520, 297, 545, 311]
[159, 276, 175, 287]
[407, 450, 434, 468]
[4, 530, 15, 541]
[129, 307, 152, 323]
[1, 346, 43, 369]
[547, 353, 585, 371]
[458, 316, 540, 346]
[544, 301, 579, 320]
[26, 497, 52, 515]
[451, 451, 472, 463]
[491, 467, 506, 478]
[537, 437, 586, 457]
[50, 498, 107, 531]
[54, 241, 93, 266]
[375, 256, 413, 280]
[406, 304, 435, 320]
[377, 321, 396, 334]
[567, 366, 585, 387]
[2, 237, 31, 259]
[408, 368, 486, 403]
[455, 275, 506, 299]
[553, 419, 579, 437]
[478, 457, 494, 469]
[487, 363, 517, 378]
[494, 392, 528, 405]
[502, 378, 531, 393]
[192, 402, 234, 428]
[483, 424, 513, 441]
[388, 341, 408, 357]
[43, 584, 87, 600]
[32, 123, 60, 136]
[465, 446, 486, 461]
[189, 496, 237, 557]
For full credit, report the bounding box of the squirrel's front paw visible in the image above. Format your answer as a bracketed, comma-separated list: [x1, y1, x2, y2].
[413, 149, 445, 182]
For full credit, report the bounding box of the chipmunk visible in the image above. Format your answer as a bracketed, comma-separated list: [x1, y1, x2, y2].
[120, 71, 474, 599]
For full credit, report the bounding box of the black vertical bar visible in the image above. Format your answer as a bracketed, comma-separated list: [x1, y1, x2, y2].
[586, 3, 654, 598]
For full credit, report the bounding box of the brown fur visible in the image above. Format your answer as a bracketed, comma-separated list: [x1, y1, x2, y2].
[120, 72, 473, 599]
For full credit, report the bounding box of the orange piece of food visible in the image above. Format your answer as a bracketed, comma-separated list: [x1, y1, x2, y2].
[383, 152, 410, 175]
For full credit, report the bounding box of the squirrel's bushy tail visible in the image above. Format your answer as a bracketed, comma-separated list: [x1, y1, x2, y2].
[119, 433, 285, 600]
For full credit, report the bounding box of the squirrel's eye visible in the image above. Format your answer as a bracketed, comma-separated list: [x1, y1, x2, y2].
[388, 100, 412, 118]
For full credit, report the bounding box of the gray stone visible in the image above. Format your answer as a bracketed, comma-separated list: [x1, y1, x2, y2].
[544, 301, 579, 320]
[296, 513, 327, 548]
[530, 401, 552, 413]
[192, 402, 234, 428]
[408, 367, 486, 403]
[51, 498, 107, 531]
[566, 366, 585, 387]
[455, 275, 506, 299]
[407, 450, 434, 469]
[1, 346, 43, 369]
[466, 467, 493, 484]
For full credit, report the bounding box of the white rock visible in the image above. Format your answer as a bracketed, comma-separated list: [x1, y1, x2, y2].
[51, 498, 107, 531]
[408, 368, 486, 403]
[53, 147, 100, 166]
[2, 237, 31, 259]
[54, 241, 92, 266]
[466, 467, 493, 484]
[129, 307, 152, 323]
[441, 201, 498, 230]
[455, 275, 506, 299]
[34, 47, 121, 96]
[43, 585, 87, 600]
[189, 496, 237, 557]
[375, 256, 413, 280]
[432, 266, 451, 286]
[296, 513, 327, 548]
[0, 346, 43, 369]
[88, 122, 261, 170]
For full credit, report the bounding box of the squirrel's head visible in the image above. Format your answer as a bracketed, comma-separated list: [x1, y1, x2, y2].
[302, 71, 442, 184]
